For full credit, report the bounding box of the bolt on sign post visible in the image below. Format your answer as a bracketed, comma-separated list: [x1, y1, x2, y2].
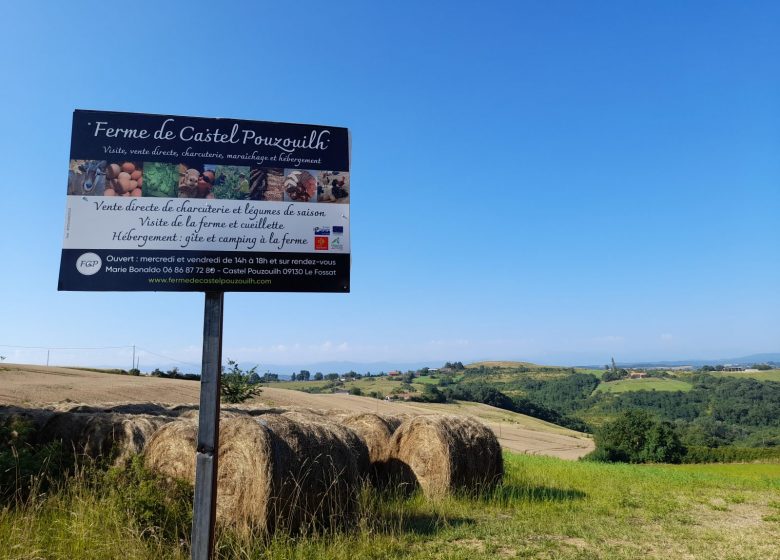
[59, 110, 351, 559]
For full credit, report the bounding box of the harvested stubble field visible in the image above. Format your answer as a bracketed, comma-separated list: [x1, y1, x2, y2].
[0, 364, 593, 459]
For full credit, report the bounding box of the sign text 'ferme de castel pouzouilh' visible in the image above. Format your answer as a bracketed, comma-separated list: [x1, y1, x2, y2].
[59, 110, 350, 292]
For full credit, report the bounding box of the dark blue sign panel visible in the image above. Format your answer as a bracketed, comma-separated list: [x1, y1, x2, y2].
[60, 110, 351, 292]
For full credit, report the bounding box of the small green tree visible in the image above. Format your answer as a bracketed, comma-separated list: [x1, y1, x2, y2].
[221, 360, 262, 403]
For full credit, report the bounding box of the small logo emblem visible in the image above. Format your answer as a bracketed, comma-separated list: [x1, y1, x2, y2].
[76, 252, 102, 276]
[333, 226, 344, 234]
[314, 237, 329, 250]
[331, 237, 343, 250]
[314, 227, 331, 235]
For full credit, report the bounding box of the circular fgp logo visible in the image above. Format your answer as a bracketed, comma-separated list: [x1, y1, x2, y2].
[76, 252, 102, 275]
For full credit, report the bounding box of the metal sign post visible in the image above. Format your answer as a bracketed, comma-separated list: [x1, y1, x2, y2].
[191, 291, 224, 560]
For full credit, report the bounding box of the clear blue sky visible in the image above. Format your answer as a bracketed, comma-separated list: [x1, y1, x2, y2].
[1, 1, 777, 370]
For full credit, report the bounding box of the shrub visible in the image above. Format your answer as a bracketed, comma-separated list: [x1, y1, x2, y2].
[104, 455, 193, 542]
[410, 385, 447, 403]
[0, 416, 65, 503]
[221, 360, 262, 404]
[683, 446, 780, 463]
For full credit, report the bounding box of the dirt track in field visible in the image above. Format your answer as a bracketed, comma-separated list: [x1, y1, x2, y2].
[0, 363, 593, 459]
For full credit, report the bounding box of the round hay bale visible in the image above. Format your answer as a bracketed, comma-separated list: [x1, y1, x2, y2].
[177, 409, 245, 421]
[50, 402, 97, 413]
[143, 419, 198, 481]
[103, 403, 174, 416]
[82, 414, 172, 465]
[339, 413, 404, 489]
[340, 413, 402, 463]
[145, 415, 366, 533]
[145, 417, 271, 533]
[38, 412, 172, 465]
[258, 414, 366, 531]
[230, 405, 286, 417]
[38, 412, 93, 450]
[387, 415, 503, 498]
[280, 411, 370, 478]
[169, 404, 199, 417]
[0, 406, 55, 431]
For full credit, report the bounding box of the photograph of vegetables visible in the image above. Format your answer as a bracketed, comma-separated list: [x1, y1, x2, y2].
[141, 162, 179, 198]
[317, 171, 350, 203]
[141, 163, 253, 199]
[283, 169, 318, 202]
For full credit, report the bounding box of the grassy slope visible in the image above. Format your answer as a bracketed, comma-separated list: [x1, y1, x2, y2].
[468, 361, 539, 368]
[595, 378, 694, 394]
[1, 453, 779, 559]
[710, 369, 780, 382]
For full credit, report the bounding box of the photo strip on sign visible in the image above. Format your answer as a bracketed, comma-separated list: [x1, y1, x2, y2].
[59, 110, 350, 292]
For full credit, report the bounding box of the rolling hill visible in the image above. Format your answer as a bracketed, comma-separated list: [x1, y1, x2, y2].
[0, 363, 593, 459]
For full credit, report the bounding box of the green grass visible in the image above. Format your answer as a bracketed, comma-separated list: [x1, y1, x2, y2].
[577, 368, 608, 379]
[2, 453, 780, 559]
[595, 378, 694, 394]
[412, 375, 441, 386]
[669, 463, 780, 481]
[710, 369, 780, 382]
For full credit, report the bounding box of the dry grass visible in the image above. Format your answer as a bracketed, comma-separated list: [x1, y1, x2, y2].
[339, 413, 403, 463]
[388, 415, 503, 498]
[145, 414, 367, 534]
